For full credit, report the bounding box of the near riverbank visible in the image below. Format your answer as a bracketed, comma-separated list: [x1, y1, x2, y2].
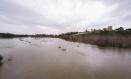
[59, 31, 131, 48]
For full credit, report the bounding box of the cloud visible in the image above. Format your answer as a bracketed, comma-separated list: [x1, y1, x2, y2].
[92, 0, 131, 23]
[0, 0, 130, 34]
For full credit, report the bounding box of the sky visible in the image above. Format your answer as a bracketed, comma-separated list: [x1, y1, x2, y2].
[0, 0, 131, 34]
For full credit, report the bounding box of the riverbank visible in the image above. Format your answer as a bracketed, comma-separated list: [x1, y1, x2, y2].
[1, 31, 131, 48]
[59, 31, 131, 48]
[0, 33, 57, 38]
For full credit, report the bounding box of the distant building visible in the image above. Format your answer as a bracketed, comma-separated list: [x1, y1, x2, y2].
[103, 28, 108, 31]
[103, 26, 112, 31]
[108, 26, 112, 31]
[91, 29, 101, 33]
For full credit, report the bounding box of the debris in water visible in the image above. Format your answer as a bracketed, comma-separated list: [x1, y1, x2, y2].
[8, 58, 12, 61]
[28, 42, 31, 43]
[58, 46, 67, 51]
[62, 49, 66, 51]
[58, 46, 62, 48]
[19, 38, 24, 41]
[77, 45, 79, 47]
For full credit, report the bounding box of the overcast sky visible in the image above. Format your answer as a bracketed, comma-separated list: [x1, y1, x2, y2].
[0, 0, 131, 34]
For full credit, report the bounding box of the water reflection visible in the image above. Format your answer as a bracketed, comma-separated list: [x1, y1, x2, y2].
[0, 38, 131, 79]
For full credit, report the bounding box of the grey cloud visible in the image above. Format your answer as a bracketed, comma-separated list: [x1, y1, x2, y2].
[0, 0, 67, 28]
[0, 0, 131, 34]
[88, 0, 131, 27]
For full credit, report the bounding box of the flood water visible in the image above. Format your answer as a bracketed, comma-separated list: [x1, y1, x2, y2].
[0, 38, 131, 79]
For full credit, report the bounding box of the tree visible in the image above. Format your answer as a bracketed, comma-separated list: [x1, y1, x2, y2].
[116, 27, 124, 31]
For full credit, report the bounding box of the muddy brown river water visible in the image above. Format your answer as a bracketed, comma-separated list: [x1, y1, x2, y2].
[0, 38, 131, 79]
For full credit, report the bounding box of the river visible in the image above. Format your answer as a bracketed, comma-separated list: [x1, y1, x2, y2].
[0, 38, 131, 79]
